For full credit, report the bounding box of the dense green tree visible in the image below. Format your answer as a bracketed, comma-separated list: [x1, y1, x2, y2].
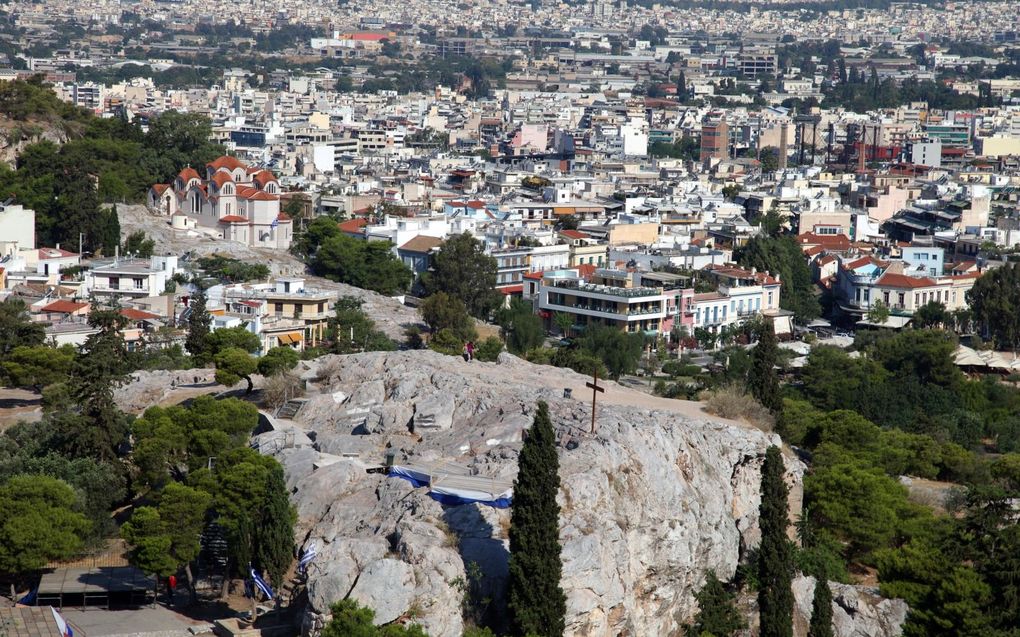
[913, 302, 950, 329]
[291, 215, 340, 258]
[758, 446, 794, 637]
[967, 262, 1020, 350]
[121, 506, 177, 577]
[0, 298, 46, 357]
[1, 344, 75, 390]
[419, 291, 477, 341]
[195, 255, 270, 283]
[313, 235, 412, 295]
[214, 347, 257, 394]
[808, 577, 833, 637]
[507, 401, 566, 637]
[122, 230, 156, 258]
[428, 327, 465, 356]
[759, 146, 780, 173]
[748, 321, 782, 414]
[206, 326, 261, 355]
[877, 538, 994, 637]
[321, 599, 430, 637]
[185, 289, 212, 362]
[327, 297, 396, 353]
[255, 464, 296, 589]
[497, 299, 545, 355]
[421, 232, 499, 318]
[195, 448, 293, 598]
[97, 206, 121, 256]
[59, 305, 131, 461]
[577, 324, 643, 379]
[257, 346, 299, 377]
[688, 571, 745, 636]
[0, 475, 90, 579]
[473, 336, 504, 362]
[735, 236, 820, 319]
[867, 300, 890, 325]
[806, 459, 923, 562]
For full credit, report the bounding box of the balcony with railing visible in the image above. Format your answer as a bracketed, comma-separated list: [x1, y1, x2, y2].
[551, 278, 663, 299]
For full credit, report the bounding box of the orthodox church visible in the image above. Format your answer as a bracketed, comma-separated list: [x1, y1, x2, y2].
[148, 156, 292, 250]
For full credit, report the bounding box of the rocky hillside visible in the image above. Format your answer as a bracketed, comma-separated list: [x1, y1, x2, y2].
[252, 350, 789, 636]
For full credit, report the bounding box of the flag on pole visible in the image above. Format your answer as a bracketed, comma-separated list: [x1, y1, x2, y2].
[50, 607, 74, 637]
[271, 216, 279, 229]
[250, 568, 275, 600]
[299, 542, 317, 574]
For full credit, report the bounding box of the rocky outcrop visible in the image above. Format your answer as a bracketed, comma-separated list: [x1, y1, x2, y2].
[257, 350, 809, 637]
[791, 576, 908, 637]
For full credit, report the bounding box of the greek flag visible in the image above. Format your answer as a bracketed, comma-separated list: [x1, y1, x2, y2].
[250, 568, 275, 600]
[271, 216, 279, 228]
[50, 607, 73, 637]
[299, 542, 317, 574]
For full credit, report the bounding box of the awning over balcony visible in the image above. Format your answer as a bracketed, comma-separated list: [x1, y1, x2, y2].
[277, 332, 303, 345]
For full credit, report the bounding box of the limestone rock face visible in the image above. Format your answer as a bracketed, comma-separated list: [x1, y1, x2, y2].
[265, 350, 808, 637]
[791, 575, 908, 637]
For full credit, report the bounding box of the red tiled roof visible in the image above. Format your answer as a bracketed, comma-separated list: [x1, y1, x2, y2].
[151, 184, 170, 195]
[211, 172, 234, 188]
[244, 191, 279, 201]
[524, 271, 544, 280]
[276, 212, 292, 222]
[251, 170, 278, 185]
[339, 218, 368, 233]
[348, 32, 388, 41]
[498, 284, 524, 294]
[178, 167, 200, 183]
[120, 308, 159, 321]
[876, 272, 936, 288]
[559, 230, 589, 240]
[219, 215, 249, 223]
[576, 264, 597, 280]
[207, 155, 246, 171]
[41, 300, 88, 313]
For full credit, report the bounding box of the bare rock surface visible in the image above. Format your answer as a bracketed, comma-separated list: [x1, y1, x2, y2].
[790, 575, 908, 637]
[258, 349, 811, 637]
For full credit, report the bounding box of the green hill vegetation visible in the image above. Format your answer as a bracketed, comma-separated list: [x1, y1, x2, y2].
[0, 77, 222, 253]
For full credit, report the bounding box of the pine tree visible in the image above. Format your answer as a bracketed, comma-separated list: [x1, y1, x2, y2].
[255, 464, 296, 589]
[748, 320, 783, 414]
[688, 570, 745, 636]
[758, 445, 794, 637]
[58, 304, 131, 461]
[807, 577, 833, 637]
[185, 289, 212, 363]
[507, 401, 566, 637]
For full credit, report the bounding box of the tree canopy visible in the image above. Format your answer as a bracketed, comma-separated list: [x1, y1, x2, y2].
[421, 233, 500, 318]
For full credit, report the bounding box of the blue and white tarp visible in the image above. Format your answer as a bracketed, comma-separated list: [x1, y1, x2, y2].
[388, 464, 513, 509]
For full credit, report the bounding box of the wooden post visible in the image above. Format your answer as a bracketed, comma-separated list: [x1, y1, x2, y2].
[585, 370, 605, 434]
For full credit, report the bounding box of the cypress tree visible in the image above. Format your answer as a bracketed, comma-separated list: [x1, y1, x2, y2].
[748, 320, 783, 414]
[255, 464, 296, 590]
[507, 401, 565, 637]
[689, 570, 745, 636]
[758, 445, 793, 637]
[185, 289, 212, 363]
[807, 576, 833, 637]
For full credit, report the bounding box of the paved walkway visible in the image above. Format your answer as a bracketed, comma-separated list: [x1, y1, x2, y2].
[60, 607, 215, 637]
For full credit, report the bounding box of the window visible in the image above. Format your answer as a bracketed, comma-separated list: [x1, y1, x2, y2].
[318, 302, 324, 314]
[134, 278, 144, 290]
[275, 302, 284, 314]
[767, 292, 774, 306]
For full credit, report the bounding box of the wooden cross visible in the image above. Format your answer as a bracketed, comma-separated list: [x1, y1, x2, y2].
[585, 369, 605, 434]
